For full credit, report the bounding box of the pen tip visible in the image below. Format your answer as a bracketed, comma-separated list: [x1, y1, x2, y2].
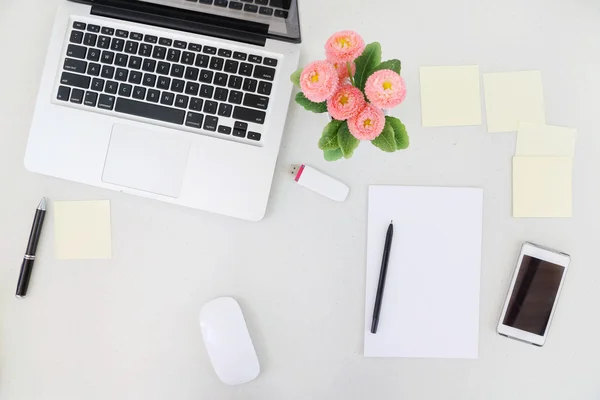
[391, 220, 393, 224]
[38, 197, 47, 211]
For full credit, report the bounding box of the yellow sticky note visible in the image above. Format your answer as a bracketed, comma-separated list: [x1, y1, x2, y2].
[516, 122, 577, 157]
[420, 66, 482, 127]
[513, 157, 573, 218]
[54, 200, 112, 259]
[483, 71, 545, 133]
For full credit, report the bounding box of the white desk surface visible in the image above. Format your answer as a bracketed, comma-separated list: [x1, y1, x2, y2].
[1, 0, 599, 399]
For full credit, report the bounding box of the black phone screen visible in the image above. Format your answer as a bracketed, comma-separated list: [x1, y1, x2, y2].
[503, 255, 565, 336]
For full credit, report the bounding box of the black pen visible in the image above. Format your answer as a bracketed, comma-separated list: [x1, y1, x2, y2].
[16, 197, 47, 299]
[371, 220, 394, 334]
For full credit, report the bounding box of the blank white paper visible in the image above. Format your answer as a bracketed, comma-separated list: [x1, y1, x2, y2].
[364, 186, 483, 358]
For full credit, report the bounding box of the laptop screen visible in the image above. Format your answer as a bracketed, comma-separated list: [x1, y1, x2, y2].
[116, 0, 300, 42]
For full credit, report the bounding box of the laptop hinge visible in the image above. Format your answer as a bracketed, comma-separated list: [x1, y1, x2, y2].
[90, 2, 268, 47]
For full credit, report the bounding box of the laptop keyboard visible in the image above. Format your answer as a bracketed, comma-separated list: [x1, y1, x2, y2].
[56, 20, 280, 143]
[185, 0, 291, 19]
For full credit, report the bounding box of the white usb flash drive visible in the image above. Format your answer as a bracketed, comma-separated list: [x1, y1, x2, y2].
[290, 165, 349, 202]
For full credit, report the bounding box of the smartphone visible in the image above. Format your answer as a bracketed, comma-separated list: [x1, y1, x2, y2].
[497, 242, 571, 346]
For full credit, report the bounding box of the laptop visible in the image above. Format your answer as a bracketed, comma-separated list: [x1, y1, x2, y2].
[25, 0, 301, 221]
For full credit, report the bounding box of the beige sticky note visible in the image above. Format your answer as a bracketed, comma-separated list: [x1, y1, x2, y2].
[483, 71, 545, 133]
[516, 122, 577, 157]
[420, 66, 482, 127]
[513, 157, 573, 218]
[54, 200, 112, 259]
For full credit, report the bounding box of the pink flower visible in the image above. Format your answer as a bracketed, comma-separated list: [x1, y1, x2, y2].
[300, 60, 340, 103]
[327, 85, 366, 121]
[364, 69, 407, 109]
[325, 31, 365, 63]
[348, 104, 386, 140]
[332, 61, 356, 83]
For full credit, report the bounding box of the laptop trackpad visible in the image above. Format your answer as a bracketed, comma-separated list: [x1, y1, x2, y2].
[102, 124, 191, 198]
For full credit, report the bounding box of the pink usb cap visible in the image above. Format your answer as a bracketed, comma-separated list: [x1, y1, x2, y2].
[290, 165, 349, 202]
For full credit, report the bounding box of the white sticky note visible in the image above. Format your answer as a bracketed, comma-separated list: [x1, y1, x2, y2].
[483, 71, 546, 133]
[420, 66, 482, 127]
[516, 122, 577, 157]
[54, 200, 112, 259]
[513, 157, 573, 218]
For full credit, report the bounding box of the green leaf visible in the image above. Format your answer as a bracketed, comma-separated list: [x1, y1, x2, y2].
[371, 120, 397, 152]
[371, 59, 401, 75]
[324, 148, 344, 162]
[290, 67, 303, 88]
[337, 122, 359, 158]
[318, 120, 343, 150]
[295, 92, 327, 113]
[354, 42, 382, 91]
[387, 116, 410, 149]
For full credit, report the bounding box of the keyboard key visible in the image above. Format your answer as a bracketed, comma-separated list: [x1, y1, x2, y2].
[199, 69, 213, 83]
[101, 27, 115, 35]
[200, 84, 214, 98]
[129, 70, 142, 84]
[128, 56, 142, 69]
[119, 83, 132, 97]
[228, 90, 243, 104]
[91, 78, 105, 91]
[185, 81, 200, 96]
[203, 46, 217, 55]
[228, 75, 243, 89]
[243, 78, 258, 92]
[259, 6, 273, 15]
[204, 100, 218, 114]
[60, 71, 90, 89]
[229, 1, 243, 9]
[224, 60, 239, 74]
[159, 37, 173, 46]
[239, 62, 253, 76]
[147, 89, 160, 102]
[247, 131, 261, 141]
[139, 44, 152, 57]
[255, 0, 267, 4]
[215, 87, 228, 101]
[115, 53, 129, 67]
[195, 54, 209, 68]
[160, 91, 175, 106]
[105, 80, 118, 94]
[249, 55, 262, 63]
[87, 24, 100, 33]
[132, 86, 146, 100]
[188, 43, 202, 52]
[171, 79, 185, 93]
[264, 57, 278, 66]
[157, 61, 171, 75]
[185, 66, 199, 80]
[234, 121, 248, 130]
[233, 51, 247, 61]
[185, 111, 204, 128]
[98, 94, 115, 110]
[63, 58, 87, 74]
[190, 98, 203, 111]
[233, 128, 246, 138]
[87, 48, 100, 62]
[67, 44, 87, 59]
[174, 40, 187, 49]
[70, 88, 84, 104]
[274, 9, 288, 18]
[233, 106, 265, 124]
[182, 51, 195, 65]
[97, 36, 111, 49]
[157, 76, 171, 90]
[130, 32, 143, 40]
[144, 35, 158, 43]
[243, 93, 269, 110]
[87, 62, 101, 76]
[73, 21, 86, 30]
[84, 91, 98, 107]
[214, 73, 228, 86]
[153, 46, 167, 60]
[115, 68, 128, 81]
[171, 64, 185, 78]
[142, 59, 157, 72]
[143, 73, 157, 87]
[101, 65, 115, 79]
[257, 81, 272, 95]
[83, 33, 97, 46]
[270, 0, 291, 9]
[116, 29, 129, 38]
[125, 40, 139, 54]
[116, 98, 185, 124]
[203, 116, 218, 131]
[167, 49, 181, 63]
[199, 0, 213, 3]
[244, 4, 258, 12]
[209, 57, 224, 71]
[218, 49, 232, 58]
[57, 85, 70, 101]
[175, 94, 189, 108]
[253, 65, 276, 81]
[110, 38, 125, 51]
[101, 51, 115, 64]
[215, 0, 228, 6]
[218, 103, 233, 117]
[218, 125, 232, 135]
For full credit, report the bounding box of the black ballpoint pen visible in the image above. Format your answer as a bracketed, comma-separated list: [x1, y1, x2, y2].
[371, 220, 394, 334]
[16, 197, 47, 299]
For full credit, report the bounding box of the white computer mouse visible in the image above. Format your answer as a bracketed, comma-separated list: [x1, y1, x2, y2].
[199, 297, 260, 385]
